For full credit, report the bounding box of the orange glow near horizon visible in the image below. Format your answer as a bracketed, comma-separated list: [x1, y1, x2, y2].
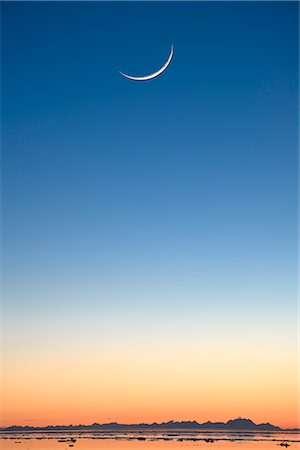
[2, 336, 299, 429]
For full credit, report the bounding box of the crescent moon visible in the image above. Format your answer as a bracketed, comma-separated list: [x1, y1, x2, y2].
[119, 45, 174, 81]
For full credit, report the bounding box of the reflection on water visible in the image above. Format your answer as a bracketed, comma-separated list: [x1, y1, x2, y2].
[0, 431, 299, 450]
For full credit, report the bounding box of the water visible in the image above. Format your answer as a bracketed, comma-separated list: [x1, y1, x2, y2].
[1, 431, 299, 450]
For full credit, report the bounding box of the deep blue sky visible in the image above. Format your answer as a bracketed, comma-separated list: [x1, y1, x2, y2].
[2, 1, 298, 366]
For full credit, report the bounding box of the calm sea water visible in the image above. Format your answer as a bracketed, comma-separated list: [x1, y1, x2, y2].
[1, 431, 299, 450]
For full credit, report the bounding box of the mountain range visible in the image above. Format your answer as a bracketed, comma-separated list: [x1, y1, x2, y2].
[1, 418, 295, 432]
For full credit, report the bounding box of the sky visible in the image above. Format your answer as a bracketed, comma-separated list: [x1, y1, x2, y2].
[1, 1, 299, 429]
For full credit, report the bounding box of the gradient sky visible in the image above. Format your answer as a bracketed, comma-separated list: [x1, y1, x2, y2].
[1, 1, 299, 428]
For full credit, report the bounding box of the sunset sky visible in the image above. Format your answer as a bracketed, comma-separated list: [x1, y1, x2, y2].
[1, 1, 298, 429]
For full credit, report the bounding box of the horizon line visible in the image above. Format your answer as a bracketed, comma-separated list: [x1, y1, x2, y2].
[2, 417, 297, 431]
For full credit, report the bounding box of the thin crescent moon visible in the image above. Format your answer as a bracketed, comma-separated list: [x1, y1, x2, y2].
[119, 45, 174, 81]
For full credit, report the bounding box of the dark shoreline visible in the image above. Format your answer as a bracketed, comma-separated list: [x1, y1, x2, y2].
[0, 429, 299, 445]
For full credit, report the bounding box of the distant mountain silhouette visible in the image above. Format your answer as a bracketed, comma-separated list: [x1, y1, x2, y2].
[1, 418, 288, 432]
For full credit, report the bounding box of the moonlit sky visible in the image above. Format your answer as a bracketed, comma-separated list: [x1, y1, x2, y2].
[2, 1, 299, 428]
